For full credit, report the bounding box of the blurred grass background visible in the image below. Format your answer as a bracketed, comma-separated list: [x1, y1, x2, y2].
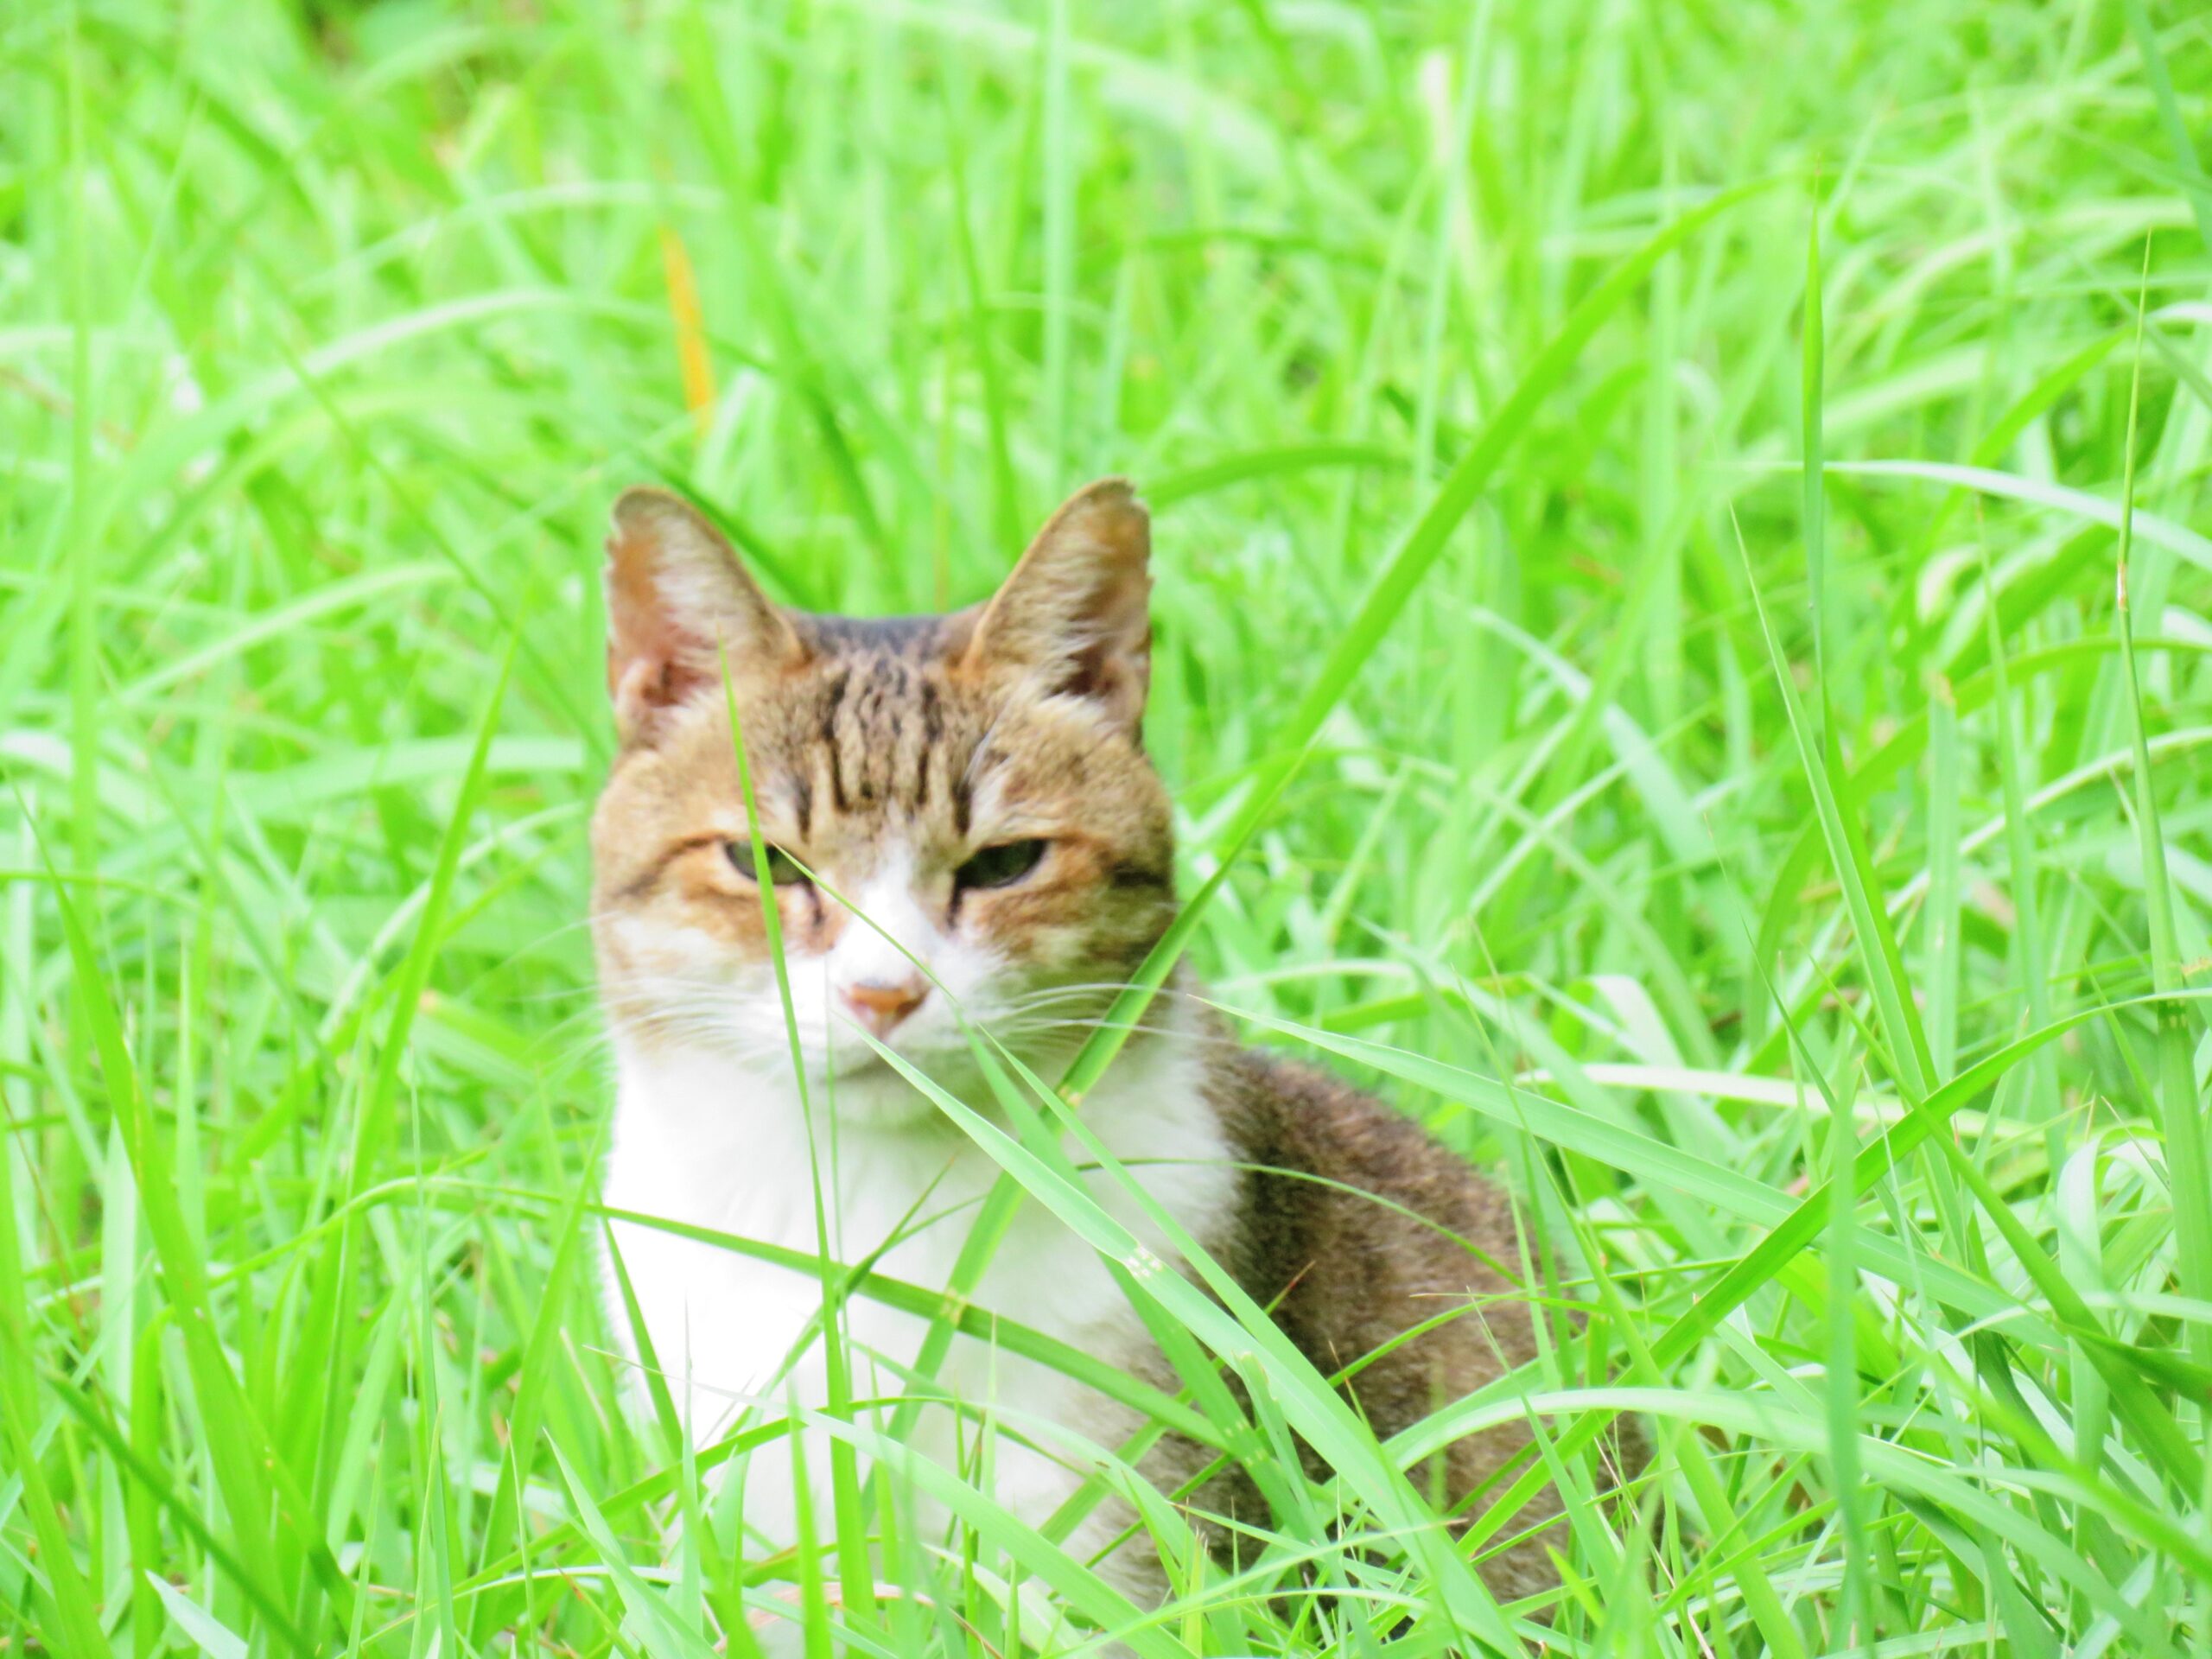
[3, 0, 2212, 1653]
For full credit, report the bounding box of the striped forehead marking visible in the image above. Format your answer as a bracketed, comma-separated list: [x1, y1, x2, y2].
[806, 652, 983, 832]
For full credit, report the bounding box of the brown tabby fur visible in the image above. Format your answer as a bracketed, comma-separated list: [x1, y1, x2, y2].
[1180, 1046, 1567, 1599]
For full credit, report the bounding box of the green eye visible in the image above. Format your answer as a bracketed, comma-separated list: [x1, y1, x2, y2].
[726, 841, 810, 887]
[955, 838, 1048, 891]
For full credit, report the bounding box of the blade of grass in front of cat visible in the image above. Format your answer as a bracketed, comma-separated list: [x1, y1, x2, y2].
[886, 728, 1312, 1451]
[869, 1032, 1529, 1654]
[601, 1212, 685, 1454]
[448, 1198, 1228, 1597]
[721, 651, 879, 1635]
[965, 1037, 1313, 1535]
[788, 1397, 1194, 1659]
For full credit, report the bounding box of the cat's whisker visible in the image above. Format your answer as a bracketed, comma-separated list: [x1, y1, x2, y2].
[996, 981, 1211, 1015]
[987, 1017, 1244, 1051]
[1000, 1013, 1238, 1039]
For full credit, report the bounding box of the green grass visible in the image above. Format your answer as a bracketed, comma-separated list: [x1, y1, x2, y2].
[4, 0, 2212, 1653]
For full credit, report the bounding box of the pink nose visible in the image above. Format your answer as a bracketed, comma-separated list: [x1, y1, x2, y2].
[840, 976, 929, 1038]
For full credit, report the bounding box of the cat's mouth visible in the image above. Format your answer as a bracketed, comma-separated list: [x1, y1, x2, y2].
[815, 1046, 897, 1084]
[794, 1033, 1004, 1132]
[810, 1020, 1028, 1098]
[813, 1024, 959, 1084]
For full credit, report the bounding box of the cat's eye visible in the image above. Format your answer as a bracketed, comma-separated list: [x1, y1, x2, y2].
[955, 838, 1048, 892]
[726, 841, 810, 887]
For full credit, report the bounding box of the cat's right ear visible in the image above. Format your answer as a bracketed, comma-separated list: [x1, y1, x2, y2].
[962, 478, 1153, 734]
[603, 487, 804, 746]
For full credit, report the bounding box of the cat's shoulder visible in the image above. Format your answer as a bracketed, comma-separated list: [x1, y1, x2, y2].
[1206, 1042, 1520, 1244]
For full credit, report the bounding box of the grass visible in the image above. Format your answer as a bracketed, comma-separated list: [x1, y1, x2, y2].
[3, 0, 2211, 1653]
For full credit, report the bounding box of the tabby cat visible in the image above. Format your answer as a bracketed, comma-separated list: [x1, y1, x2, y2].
[592, 480, 1570, 1623]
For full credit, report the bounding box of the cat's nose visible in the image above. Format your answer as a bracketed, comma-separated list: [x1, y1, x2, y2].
[840, 976, 930, 1038]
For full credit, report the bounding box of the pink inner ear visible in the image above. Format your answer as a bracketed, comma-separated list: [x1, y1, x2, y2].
[963, 480, 1153, 728]
[605, 534, 705, 715]
[1055, 600, 1150, 702]
[610, 646, 691, 720]
[1067, 617, 1152, 735]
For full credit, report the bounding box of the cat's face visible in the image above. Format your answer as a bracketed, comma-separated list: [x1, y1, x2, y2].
[590, 482, 1173, 1113]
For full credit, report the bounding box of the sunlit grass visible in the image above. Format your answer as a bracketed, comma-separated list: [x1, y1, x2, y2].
[3, 1, 2210, 1654]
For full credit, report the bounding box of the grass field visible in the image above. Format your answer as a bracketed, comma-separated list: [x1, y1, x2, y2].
[5, 0, 2212, 1653]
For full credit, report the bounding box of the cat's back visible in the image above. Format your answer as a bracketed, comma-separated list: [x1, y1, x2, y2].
[1209, 1048, 1541, 1382]
[1211, 1052, 1539, 1336]
[1198, 1044, 1573, 1593]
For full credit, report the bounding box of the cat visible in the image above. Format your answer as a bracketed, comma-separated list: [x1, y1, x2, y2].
[590, 479, 1574, 1634]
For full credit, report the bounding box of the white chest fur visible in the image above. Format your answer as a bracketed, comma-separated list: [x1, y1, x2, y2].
[598, 1029, 1236, 1554]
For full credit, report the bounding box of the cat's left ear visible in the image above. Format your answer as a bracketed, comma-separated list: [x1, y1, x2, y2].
[963, 478, 1152, 734]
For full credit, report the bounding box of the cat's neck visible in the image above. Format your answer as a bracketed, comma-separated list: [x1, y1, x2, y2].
[604, 996, 1224, 1224]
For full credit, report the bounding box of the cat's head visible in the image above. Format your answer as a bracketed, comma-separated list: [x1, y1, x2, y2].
[590, 480, 1174, 1110]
